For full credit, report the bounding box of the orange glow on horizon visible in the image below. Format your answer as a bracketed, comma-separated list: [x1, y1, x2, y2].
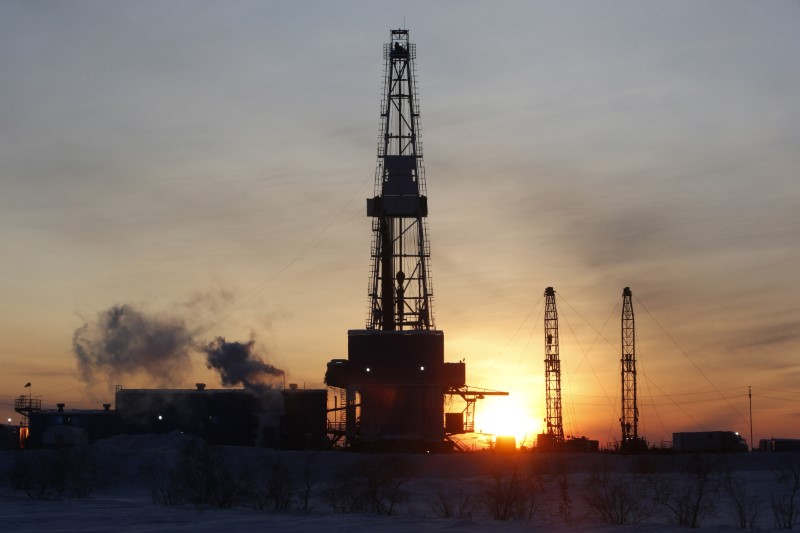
[473, 396, 543, 448]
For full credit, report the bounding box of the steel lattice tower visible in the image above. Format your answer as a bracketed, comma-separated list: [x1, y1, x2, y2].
[324, 29, 504, 451]
[620, 287, 639, 445]
[544, 287, 564, 444]
[366, 29, 433, 331]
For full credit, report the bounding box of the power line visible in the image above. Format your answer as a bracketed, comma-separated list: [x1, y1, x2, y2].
[634, 295, 750, 428]
[557, 291, 620, 445]
[640, 372, 706, 431]
[189, 168, 374, 336]
[473, 295, 543, 389]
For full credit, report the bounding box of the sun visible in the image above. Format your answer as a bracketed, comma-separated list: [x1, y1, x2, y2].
[473, 396, 543, 448]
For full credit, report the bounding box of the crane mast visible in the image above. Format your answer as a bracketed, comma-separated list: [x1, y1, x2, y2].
[620, 286, 639, 446]
[544, 287, 565, 444]
[366, 29, 433, 331]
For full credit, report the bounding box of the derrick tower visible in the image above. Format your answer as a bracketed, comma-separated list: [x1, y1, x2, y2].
[543, 287, 565, 445]
[367, 29, 432, 331]
[325, 29, 479, 452]
[620, 287, 639, 447]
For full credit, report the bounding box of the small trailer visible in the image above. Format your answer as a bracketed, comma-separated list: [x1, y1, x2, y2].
[759, 438, 800, 452]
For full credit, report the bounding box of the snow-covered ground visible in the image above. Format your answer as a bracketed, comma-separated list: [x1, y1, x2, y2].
[1, 434, 797, 532]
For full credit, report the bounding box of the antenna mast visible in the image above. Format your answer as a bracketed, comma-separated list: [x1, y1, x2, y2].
[544, 287, 564, 444]
[620, 287, 639, 447]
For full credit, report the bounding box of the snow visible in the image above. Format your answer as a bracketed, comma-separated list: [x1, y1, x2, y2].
[1, 434, 798, 532]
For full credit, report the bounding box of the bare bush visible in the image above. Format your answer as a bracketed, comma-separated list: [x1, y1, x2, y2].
[175, 440, 247, 508]
[322, 462, 369, 513]
[65, 446, 95, 498]
[247, 453, 296, 511]
[483, 457, 538, 521]
[141, 454, 181, 506]
[10, 452, 59, 500]
[556, 457, 572, 523]
[9, 448, 95, 500]
[772, 497, 795, 529]
[431, 483, 479, 519]
[652, 455, 718, 528]
[360, 455, 411, 515]
[239, 451, 318, 512]
[724, 472, 760, 529]
[771, 457, 800, 529]
[295, 452, 318, 513]
[142, 440, 247, 509]
[322, 455, 412, 515]
[585, 468, 651, 524]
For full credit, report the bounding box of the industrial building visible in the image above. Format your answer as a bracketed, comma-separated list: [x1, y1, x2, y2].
[325, 331, 472, 451]
[19, 385, 327, 450]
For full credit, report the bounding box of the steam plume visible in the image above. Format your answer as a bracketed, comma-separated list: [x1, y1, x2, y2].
[73, 304, 193, 385]
[203, 336, 284, 394]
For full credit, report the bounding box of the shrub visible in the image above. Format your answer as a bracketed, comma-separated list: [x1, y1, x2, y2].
[483, 457, 538, 521]
[724, 472, 760, 529]
[359, 455, 411, 516]
[652, 455, 718, 528]
[431, 483, 479, 519]
[247, 453, 295, 510]
[585, 468, 651, 524]
[142, 440, 247, 509]
[771, 457, 800, 529]
[9, 447, 95, 500]
[295, 452, 318, 513]
[141, 454, 181, 506]
[322, 462, 369, 513]
[323, 455, 412, 516]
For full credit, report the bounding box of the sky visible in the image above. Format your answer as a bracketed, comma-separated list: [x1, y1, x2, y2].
[1, 1, 798, 447]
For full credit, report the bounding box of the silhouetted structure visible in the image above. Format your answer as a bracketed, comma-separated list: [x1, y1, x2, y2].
[366, 30, 432, 333]
[325, 29, 505, 452]
[759, 438, 800, 452]
[13, 394, 41, 429]
[620, 287, 646, 452]
[543, 287, 564, 445]
[673, 431, 747, 453]
[23, 386, 328, 450]
[563, 435, 599, 453]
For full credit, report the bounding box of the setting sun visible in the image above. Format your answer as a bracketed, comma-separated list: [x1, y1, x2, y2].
[473, 396, 543, 448]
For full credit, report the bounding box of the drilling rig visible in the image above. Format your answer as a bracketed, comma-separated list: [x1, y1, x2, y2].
[620, 287, 647, 452]
[325, 29, 504, 452]
[538, 287, 565, 450]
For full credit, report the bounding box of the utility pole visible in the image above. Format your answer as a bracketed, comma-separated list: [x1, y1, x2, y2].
[749, 385, 753, 451]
